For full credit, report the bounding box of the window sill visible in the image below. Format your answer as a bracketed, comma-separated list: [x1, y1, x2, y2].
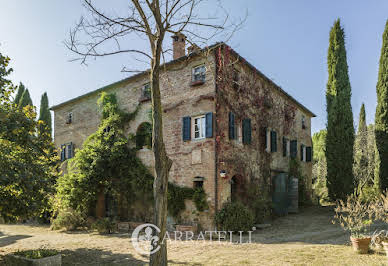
[190, 80, 205, 87]
[139, 96, 151, 102]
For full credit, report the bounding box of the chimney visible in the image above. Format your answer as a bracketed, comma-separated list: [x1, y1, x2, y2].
[172, 33, 186, 60]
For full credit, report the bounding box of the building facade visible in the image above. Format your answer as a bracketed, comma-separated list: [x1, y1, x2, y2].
[51, 37, 315, 230]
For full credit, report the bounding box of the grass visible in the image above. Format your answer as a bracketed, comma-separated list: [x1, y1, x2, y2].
[1, 207, 387, 265]
[13, 249, 58, 259]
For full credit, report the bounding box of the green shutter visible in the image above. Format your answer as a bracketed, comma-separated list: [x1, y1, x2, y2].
[282, 137, 287, 157]
[182, 116, 191, 141]
[205, 112, 213, 138]
[290, 140, 297, 158]
[306, 146, 312, 162]
[242, 118, 251, 144]
[300, 144, 304, 161]
[229, 112, 235, 140]
[270, 131, 277, 152]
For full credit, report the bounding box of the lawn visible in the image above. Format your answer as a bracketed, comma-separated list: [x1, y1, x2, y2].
[0, 207, 386, 265]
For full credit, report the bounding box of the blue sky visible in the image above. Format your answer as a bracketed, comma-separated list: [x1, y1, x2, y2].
[1, 1, 387, 133]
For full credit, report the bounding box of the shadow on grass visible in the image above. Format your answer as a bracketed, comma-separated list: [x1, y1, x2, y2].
[59, 248, 197, 265]
[0, 234, 32, 247]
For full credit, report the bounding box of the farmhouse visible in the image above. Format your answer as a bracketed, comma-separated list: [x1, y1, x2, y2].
[51, 34, 315, 230]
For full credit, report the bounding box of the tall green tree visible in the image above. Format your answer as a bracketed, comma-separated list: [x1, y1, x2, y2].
[0, 52, 58, 221]
[18, 88, 33, 108]
[354, 104, 369, 194]
[375, 20, 388, 191]
[13, 82, 25, 106]
[38, 92, 52, 134]
[325, 19, 355, 200]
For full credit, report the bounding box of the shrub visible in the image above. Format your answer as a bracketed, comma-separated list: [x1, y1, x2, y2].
[215, 202, 254, 232]
[333, 195, 375, 238]
[51, 209, 85, 231]
[193, 188, 208, 212]
[13, 249, 58, 259]
[91, 218, 116, 234]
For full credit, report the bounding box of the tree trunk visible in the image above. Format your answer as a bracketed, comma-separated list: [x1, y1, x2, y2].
[149, 39, 172, 266]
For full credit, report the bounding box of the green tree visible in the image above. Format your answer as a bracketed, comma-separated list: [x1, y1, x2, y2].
[325, 19, 355, 200]
[38, 92, 52, 134]
[13, 82, 25, 106]
[353, 104, 369, 194]
[0, 52, 58, 221]
[312, 130, 328, 202]
[18, 88, 33, 108]
[375, 20, 388, 192]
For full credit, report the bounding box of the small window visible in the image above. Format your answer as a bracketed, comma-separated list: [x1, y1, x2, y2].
[302, 115, 306, 129]
[142, 83, 151, 99]
[66, 112, 73, 124]
[237, 121, 242, 143]
[301, 144, 306, 162]
[265, 129, 271, 152]
[192, 65, 206, 82]
[193, 115, 206, 140]
[61, 142, 74, 161]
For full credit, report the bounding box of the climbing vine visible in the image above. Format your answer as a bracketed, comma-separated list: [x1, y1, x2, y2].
[53, 92, 206, 227]
[215, 45, 297, 222]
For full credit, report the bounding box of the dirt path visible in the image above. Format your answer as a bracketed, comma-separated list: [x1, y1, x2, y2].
[0, 206, 387, 265]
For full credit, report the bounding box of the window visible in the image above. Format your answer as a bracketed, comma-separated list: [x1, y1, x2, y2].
[182, 113, 213, 141]
[61, 142, 74, 161]
[300, 144, 306, 162]
[193, 177, 204, 189]
[270, 130, 277, 152]
[142, 83, 151, 99]
[283, 137, 291, 157]
[229, 112, 236, 140]
[306, 146, 312, 162]
[193, 115, 206, 139]
[302, 115, 306, 129]
[290, 140, 298, 158]
[66, 112, 73, 124]
[242, 118, 251, 145]
[265, 129, 271, 152]
[192, 65, 206, 82]
[237, 122, 242, 143]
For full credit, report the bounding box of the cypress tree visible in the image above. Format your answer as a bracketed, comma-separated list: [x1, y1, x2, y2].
[354, 103, 368, 194]
[13, 82, 25, 106]
[375, 20, 388, 191]
[325, 19, 355, 200]
[38, 92, 52, 133]
[18, 88, 33, 108]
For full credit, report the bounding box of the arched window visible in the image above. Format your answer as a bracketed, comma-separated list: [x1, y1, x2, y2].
[136, 122, 152, 149]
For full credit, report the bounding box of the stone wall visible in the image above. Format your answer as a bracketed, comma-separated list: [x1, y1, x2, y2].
[214, 47, 313, 211]
[53, 46, 313, 229]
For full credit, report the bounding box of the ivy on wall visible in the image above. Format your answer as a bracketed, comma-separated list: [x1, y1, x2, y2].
[53, 92, 207, 224]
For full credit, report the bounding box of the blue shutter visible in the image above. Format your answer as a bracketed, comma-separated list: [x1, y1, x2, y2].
[182, 116, 191, 141]
[229, 112, 235, 140]
[242, 118, 251, 144]
[306, 146, 312, 162]
[67, 142, 73, 159]
[270, 131, 277, 152]
[290, 140, 297, 159]
[205, 112, 213, 138]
